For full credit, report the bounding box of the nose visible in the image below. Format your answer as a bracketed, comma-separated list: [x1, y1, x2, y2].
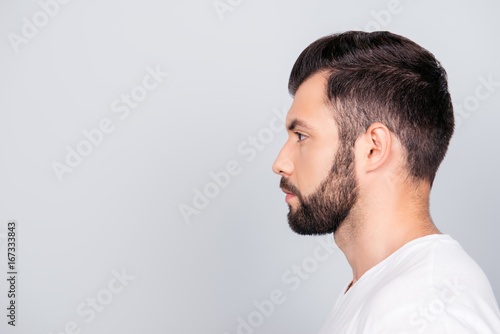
[272, 144, 294, 176]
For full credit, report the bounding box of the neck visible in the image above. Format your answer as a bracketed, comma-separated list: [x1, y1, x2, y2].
[334, 181, 440, 291]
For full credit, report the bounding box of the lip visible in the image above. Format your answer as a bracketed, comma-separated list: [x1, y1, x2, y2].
[282, 189, 296, 202]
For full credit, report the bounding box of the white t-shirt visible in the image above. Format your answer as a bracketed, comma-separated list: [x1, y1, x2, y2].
[318, 234, 500, 334]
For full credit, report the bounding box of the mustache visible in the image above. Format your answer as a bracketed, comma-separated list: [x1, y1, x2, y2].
[280, 177, 301, 197]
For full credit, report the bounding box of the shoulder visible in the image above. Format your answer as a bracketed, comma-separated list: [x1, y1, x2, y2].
[359, 234, 500, 333]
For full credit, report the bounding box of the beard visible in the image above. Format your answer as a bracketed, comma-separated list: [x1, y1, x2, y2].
[280, 143, 359, 235]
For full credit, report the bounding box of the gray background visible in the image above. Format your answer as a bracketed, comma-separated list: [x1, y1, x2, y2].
[0, 0, 499, 333]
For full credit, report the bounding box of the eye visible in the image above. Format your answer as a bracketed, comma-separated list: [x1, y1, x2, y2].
[294, 132, 307, 142]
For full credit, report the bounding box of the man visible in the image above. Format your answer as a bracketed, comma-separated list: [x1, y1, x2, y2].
[272, 31, 500, 333]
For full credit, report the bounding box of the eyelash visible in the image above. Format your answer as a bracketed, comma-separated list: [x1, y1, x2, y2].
[294, 132, 307, 142]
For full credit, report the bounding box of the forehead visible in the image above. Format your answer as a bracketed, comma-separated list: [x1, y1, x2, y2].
[286, 72, 337, 133]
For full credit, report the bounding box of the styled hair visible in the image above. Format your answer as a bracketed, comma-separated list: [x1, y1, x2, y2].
[288, 31, 454, 187]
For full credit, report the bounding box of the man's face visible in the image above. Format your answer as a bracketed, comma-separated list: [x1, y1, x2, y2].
[272, 72, 359, 235]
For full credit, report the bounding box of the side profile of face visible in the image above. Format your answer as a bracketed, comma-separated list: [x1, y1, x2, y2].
[272, 72, 359, 235]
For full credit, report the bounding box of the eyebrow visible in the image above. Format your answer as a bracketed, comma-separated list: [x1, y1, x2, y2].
[287, 118, 314, 132]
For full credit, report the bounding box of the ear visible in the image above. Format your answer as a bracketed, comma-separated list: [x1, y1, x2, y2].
[362, 122, 392, 173]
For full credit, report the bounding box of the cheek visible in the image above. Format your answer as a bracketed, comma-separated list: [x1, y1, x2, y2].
[296, 145, 336, 194]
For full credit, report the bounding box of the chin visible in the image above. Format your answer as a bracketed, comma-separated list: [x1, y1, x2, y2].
[287, 220, 335, 236]
[287, 212, 345, 236]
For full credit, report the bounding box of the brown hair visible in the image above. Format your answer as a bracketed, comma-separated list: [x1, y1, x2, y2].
[288, 31, 454, 187]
